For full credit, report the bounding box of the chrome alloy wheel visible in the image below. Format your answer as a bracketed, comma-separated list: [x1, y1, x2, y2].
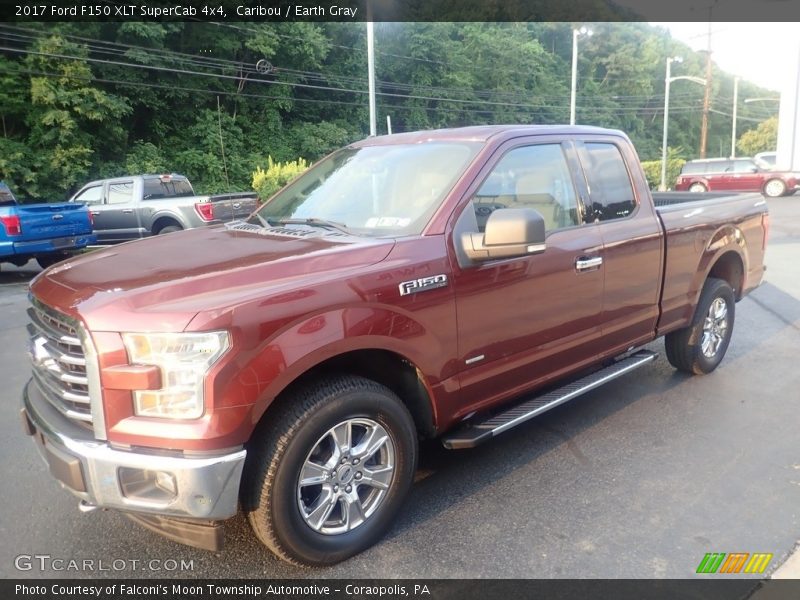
[701, 297, 729, 358]
[297, 418, 395, 535]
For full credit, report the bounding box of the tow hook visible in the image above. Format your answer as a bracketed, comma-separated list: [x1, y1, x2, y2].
[78, 500, 98, 513]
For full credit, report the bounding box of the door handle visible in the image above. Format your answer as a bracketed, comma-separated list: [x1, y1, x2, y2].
[576, 256, 603, 271]
[122, 209, 134, 214]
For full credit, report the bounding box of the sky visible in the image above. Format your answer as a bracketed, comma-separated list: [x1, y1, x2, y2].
[655, 22, 800, 92]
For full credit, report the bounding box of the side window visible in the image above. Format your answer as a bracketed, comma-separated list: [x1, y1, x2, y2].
[582, 143, 636, 222]
[107, 181, 134, 205]
[734, 160, 757, 173]
[472, 144, 580, 233]
[73, 185, 103, 205]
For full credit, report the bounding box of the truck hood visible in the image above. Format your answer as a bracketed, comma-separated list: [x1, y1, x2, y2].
[30, 225, 395, 332]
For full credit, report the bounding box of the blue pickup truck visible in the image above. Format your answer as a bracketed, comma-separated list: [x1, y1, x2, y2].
[0, 182, 95, 270]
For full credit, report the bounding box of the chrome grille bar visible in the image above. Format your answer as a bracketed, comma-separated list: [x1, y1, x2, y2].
[27, 301, 94, 427]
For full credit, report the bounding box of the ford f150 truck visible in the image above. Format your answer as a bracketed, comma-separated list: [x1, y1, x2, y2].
[21, 126, 768, 566]
[69, 173, 258, 243]
[1, 181, 95, 270]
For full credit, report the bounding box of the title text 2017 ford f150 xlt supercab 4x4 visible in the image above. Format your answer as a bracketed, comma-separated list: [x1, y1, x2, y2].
[21, 126, 768, 566]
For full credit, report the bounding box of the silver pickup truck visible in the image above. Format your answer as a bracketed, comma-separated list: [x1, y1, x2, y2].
[69, 174, 258, 243]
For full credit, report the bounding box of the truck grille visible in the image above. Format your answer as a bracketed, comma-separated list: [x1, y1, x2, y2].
[26, 302, 93, 428]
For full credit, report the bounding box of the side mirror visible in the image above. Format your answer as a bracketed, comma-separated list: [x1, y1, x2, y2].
[461, 207, 546, 262]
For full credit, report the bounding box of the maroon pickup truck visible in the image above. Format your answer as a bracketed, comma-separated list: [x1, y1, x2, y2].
[21, 125, 768, 566]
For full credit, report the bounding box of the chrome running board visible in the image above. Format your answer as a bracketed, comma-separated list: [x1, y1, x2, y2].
[442, 350, 658, 449]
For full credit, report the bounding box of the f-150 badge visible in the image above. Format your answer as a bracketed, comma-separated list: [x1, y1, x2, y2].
[399, 274, 448, 296]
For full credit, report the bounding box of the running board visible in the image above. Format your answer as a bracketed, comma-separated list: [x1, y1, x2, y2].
[442, 350, 658, 449]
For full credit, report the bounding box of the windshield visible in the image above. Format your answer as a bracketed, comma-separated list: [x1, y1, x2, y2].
[250, 142, 482, 236]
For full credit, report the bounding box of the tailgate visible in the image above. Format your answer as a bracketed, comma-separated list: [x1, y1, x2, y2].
[209, 193, 258, 221]
[16, 203, 92, 240]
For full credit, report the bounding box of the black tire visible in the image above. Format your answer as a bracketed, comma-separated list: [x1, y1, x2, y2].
[665, 277, 735, 375]
[157, 225, 182, 235]
[688, 182, 707, 193]
[763, 178, 787, 198]
[36, 253, 70, 270]
[243, 375, 417, 566]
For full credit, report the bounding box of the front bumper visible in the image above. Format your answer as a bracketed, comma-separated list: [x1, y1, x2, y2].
[21, 380, 246, 522]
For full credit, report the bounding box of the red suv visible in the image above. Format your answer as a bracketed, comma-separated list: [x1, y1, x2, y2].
[675, 157, 798, 197]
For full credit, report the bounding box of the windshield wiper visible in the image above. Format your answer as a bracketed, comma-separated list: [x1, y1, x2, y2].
[270, 217, 352, 235]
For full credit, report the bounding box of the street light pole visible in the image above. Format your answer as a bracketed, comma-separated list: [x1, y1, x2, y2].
[731, 77, 739, 158]
[570, 27, 592, 126]
[367, 21, 377, 136]
[660, 58, 707, 191]
[660, 57, 679, 191]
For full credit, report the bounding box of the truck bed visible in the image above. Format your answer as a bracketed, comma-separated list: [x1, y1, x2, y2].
[653, 190, 768, 336]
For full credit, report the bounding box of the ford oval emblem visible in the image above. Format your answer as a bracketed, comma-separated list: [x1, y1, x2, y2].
[52, 214, 64, 220]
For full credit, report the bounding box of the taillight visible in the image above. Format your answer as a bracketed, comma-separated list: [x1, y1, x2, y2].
[194, 202, 214, 222]
[88, 211, 94, 227]
[762, 212, 770, 250]
[0, 214, 22, 236]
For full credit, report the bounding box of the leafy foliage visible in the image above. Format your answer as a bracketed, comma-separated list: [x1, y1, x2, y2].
[0, 22, 779, 202]
[252, 156, 310, 202]
[737, 116, 778, 156]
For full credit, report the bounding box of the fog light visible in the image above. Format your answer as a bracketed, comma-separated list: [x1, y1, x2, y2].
[119, 468, 178, 503]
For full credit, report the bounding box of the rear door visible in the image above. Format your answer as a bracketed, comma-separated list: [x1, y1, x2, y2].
[450, 137, 606, 408]
[729, 159, 763, 192]
[575, 139, 664, 352]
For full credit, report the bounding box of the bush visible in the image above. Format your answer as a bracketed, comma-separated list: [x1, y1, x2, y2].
[252, 156, 309, 202]
[640, 156, 686, 190]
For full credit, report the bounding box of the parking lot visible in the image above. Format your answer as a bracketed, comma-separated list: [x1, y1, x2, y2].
[1, 196, 799, 579]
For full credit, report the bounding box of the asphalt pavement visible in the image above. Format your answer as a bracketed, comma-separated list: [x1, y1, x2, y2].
[1, 197, 798, 579]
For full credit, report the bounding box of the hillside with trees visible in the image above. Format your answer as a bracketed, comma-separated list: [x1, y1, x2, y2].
[0, 22, 779, 201]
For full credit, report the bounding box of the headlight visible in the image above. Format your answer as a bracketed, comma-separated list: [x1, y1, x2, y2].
[121, 331, 230, 419]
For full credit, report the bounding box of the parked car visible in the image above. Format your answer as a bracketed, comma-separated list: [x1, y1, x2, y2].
[22, 125, 768, 566]
[0, 181, 95, 270]
[675, 157, 797, 197]
[69, 173, 258, 243]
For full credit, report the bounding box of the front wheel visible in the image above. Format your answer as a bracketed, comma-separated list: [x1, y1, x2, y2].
[243, 375, 417, 566]
[665, 277, 735, 374]
[688, 182, 707, 193]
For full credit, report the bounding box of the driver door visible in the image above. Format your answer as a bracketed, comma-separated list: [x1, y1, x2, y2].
[449, 139, 605, 410]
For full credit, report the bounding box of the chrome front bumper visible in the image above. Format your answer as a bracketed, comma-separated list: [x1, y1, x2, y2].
[21, 380, 246, 521]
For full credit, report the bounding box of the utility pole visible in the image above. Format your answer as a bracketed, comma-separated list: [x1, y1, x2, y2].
[699, 19, 713, 158]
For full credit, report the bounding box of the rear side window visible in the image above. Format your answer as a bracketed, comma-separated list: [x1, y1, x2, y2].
[108, 181, 134, 205]
[143, 177, 194, 199]
[681, 162, 707, 175]
[582, 143, 636, 222]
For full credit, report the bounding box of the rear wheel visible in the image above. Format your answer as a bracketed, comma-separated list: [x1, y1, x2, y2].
[763, 179, 787, 198]
[688, 182, 707, 193]
[244, 375, 417, 566]
[157, 225, 182, 235]
[665, 277, 735, 374]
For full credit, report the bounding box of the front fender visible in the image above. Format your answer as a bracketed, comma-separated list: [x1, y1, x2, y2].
[214, 304, 451, 428]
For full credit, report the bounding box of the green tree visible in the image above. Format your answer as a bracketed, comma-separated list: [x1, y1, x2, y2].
[737, 117, 778, 156]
